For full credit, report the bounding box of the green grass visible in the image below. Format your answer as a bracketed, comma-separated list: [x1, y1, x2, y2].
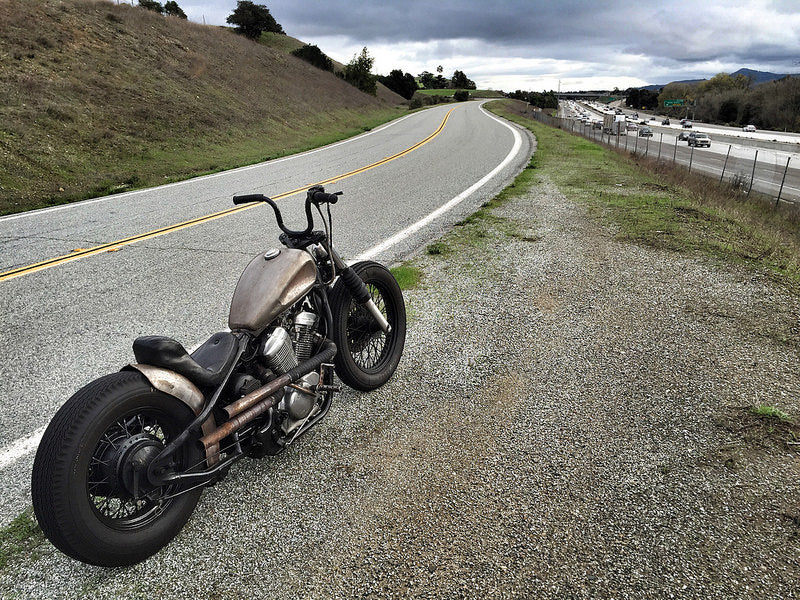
[0, 509, 44, 570]
[391, 265, 422, 290]
[750, 405, 792, 421]
[485, 100, 800, 294]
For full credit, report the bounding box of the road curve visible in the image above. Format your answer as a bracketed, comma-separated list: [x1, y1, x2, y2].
[0, 101, 533, 525]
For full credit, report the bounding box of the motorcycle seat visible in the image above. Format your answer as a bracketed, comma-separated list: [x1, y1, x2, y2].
[133, 332, 238, 388]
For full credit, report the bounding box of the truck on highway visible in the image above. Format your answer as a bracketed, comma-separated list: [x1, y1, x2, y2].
[602, 113, 626, 135]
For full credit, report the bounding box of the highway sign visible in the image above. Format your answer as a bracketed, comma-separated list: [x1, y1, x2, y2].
[664, 99, 685, 107]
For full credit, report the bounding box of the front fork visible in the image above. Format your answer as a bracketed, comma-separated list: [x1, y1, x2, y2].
[327, 247, 391, 334]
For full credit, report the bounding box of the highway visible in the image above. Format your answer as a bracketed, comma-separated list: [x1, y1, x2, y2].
[561, 100, 800, 202]
[0, 101, 533, 525]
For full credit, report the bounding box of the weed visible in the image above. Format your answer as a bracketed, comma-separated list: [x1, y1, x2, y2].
[750, 404, 792, 421]
[426, 242, 449, 256]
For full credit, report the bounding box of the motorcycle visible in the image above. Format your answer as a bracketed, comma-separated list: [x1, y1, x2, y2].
[31, 186, 406, 567]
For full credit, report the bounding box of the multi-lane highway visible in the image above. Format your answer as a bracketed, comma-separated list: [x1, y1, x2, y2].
[560, 100, 800, 202]
[0, 101, 533, 525]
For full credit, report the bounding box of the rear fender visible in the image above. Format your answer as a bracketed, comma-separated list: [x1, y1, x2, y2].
[123, 364, 220, 466]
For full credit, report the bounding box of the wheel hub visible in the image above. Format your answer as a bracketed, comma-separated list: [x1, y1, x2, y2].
[116, 433, 164, 499]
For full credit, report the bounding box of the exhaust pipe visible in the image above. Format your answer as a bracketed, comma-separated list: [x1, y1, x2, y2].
[199, 340, 336, 450]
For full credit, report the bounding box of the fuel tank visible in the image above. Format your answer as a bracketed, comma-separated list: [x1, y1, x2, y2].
[228, 248, 317, 335]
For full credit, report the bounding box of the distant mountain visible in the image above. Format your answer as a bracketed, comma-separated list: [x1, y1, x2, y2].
[640, 68, 797, 91]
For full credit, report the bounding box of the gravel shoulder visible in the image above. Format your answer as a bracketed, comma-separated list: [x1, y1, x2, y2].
[3, 176, 800, 599]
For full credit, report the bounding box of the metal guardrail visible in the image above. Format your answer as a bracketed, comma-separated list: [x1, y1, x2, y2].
[531, 112, 799, 206]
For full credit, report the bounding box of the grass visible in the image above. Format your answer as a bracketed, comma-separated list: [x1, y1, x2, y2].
[750, 405, 792, 421]
[0, 509, 44, 569]
[486, 100, 800, 294]
[390, 265, 422, 290]
[416, 89, 503, 98]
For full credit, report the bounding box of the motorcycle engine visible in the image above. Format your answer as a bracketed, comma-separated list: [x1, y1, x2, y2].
[258, 312, 321, 427]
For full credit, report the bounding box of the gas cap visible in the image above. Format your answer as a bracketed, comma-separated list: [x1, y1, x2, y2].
[263, 248, 281, 260]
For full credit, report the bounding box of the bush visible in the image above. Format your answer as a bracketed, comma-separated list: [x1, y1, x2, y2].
[453, 90, 469, 102]
[291, 45, 333, 72]
[341, 47, 377, 96]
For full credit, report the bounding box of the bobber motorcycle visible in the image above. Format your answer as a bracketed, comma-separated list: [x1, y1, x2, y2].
[31, 186, 406, 566]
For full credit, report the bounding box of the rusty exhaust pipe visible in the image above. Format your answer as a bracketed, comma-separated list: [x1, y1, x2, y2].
[199, 340, 337, 451]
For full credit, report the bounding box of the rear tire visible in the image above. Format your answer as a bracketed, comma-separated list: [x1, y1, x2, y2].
[329, 261, 406, 391]
[31, 371, 204, 566]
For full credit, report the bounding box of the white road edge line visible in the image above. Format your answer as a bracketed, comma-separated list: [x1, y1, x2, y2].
[0, 103, 525, 470]
[354, 104, 523, 261]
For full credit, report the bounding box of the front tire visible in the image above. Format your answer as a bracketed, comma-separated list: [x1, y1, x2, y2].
[329, 261, 406, 391]
[31, 371, 204, 566]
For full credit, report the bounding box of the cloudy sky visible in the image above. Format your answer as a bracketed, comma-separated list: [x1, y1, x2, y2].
[176, 0, 800, 92]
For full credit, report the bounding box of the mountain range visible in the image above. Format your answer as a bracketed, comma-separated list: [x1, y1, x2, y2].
[641, 68, 797, 91]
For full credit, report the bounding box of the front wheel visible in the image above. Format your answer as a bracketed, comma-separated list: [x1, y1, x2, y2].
[329, 261, 406, 391]
[31, 371, 205, 566]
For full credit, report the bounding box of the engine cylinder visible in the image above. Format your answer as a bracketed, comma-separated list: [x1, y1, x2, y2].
[259, 327, 298, 375]
[294, 312, 318, 363]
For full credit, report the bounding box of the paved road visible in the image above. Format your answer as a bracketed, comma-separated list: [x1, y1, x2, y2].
[0, 101, 533, 525]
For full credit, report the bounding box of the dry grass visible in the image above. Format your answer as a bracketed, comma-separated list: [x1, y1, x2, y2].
[0, 0, 405, 213]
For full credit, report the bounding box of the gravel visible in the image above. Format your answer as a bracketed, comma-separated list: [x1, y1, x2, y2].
[3, 177, 800, 599]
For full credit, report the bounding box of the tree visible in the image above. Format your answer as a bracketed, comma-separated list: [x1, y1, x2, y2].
[378, 69, 418, 100]
[138, 0, 164, 14]
[341, 47, 377, 96]
[451, 70, 476, 90]
[418, 71, 435, 89]
[163, 1, 187, 18]
[291, 44, 333, 72]
[227, 1, 284, 39]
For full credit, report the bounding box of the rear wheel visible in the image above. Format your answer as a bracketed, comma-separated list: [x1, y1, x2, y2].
[329, 261, 406, 391]
[31, 371, 204, 566]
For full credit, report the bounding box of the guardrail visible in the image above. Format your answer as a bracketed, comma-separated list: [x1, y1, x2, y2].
[531, 112, 799, 206]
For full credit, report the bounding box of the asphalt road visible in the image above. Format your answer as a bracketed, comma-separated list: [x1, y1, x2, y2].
[0, 101, 533, 526]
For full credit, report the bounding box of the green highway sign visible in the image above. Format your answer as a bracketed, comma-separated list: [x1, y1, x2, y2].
[664, 99, 685, 107]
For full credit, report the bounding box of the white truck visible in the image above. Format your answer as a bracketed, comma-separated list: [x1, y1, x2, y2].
[602, 113, 626, 135]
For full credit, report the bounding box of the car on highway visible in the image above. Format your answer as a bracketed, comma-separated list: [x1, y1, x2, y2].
[638, 127, 653, 137]
[743, 124, 757, 132]
[626, 122, 638, 131]
[682, 120, 693, 128]
[592, 121, 602, 130]
[662, 118, 670, 125]
[687, 132, 711, 147]
[678, 130, 691, 142]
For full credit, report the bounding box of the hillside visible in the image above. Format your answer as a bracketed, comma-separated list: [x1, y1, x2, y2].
[0, 0, 405, 214]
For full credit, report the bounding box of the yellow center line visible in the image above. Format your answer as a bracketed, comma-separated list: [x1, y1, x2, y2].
[0, 107, 456, 283]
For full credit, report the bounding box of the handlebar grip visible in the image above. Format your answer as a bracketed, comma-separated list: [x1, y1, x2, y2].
[308, 188, 342, 205]
[232, 194, 269, 205]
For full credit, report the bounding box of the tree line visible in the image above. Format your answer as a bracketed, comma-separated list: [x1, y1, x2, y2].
[506, 90, 559, 110]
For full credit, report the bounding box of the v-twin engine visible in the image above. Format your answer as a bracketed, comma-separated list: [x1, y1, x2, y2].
[259, 312, 321, 424]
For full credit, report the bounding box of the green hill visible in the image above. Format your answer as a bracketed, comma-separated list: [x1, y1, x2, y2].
[0, 0, 406, 214]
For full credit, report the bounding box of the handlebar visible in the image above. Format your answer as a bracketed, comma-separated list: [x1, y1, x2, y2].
[232, 186, 342, 237]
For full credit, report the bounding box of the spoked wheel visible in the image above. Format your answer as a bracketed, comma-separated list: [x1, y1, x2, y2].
[329, 261, 406, 391]
[31, 371, 204, 566]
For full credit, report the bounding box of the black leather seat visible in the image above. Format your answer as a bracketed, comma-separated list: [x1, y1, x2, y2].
[133, 332, 238, 388]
